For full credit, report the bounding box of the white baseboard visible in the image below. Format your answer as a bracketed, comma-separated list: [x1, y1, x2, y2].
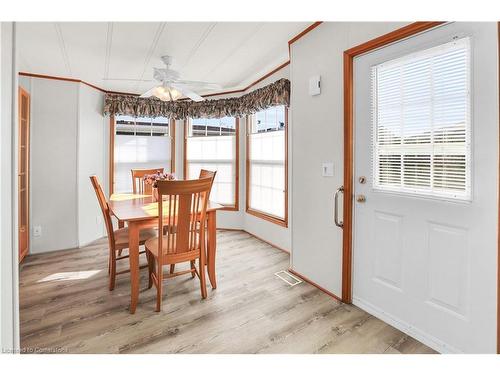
[353, 296, 462, 354]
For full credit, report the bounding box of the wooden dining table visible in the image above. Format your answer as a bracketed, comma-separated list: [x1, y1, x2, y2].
[108, 193, 223, 313]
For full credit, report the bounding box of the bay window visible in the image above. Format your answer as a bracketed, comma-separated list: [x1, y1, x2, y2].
[112, 115, 174, 193]
[185, 117, 239, 209]
[246, 106, 288, 226]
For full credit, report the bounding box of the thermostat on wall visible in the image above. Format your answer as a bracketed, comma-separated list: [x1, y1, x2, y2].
[309, 75, 321, 96]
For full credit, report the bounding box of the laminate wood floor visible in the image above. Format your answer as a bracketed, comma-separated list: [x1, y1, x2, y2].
[19, 230, 436, 354]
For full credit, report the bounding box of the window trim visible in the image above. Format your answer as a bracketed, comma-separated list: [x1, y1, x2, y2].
[183, 117, 240, 211]
[109, 115, 176, 195]
[245, 107, 288, 228]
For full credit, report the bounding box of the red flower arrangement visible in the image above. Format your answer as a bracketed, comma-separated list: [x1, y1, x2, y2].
[143, 171, 175, 188]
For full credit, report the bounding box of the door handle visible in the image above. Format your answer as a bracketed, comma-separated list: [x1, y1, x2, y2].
[334, 186, 344, 228]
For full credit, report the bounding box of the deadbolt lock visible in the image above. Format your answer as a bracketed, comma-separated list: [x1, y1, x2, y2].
[358, 176, 367, 184]
[356, 195, 366, 203]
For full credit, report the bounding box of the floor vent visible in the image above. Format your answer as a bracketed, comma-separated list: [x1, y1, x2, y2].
[275, 270, 303, 286]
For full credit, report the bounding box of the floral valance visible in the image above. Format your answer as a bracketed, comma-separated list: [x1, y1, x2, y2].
[103, 78, 290, 119]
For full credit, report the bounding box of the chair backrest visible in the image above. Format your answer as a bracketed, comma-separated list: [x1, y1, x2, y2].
[131, 168, 164, 194]
[89, 175, 115, 246]
[156, 177, 213, 258]
[198, 169, 217, 195]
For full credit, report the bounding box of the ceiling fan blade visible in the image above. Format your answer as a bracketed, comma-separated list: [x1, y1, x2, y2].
[173, 80, 221, 90]
[102, 78, 154, 82]
[170, 83, 205, 102]
[139, 86, 159, 98]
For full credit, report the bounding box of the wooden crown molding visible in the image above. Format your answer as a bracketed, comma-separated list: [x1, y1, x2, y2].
[18, 71, 139, 96]
[18, 21, 322, 99]
[288, 21, 323, 51]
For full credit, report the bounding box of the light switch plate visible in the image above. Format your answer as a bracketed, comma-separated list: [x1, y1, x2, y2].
[322, 162, 334, 177]
[309, 75, 321, 96]
[33, 225, 42, 237]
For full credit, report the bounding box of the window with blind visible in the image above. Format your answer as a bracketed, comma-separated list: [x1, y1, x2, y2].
[372, 37, 471, 200]
[113, 115, 173, 193]
[185, 117, 238, 208]
[247, 106, 287, 224]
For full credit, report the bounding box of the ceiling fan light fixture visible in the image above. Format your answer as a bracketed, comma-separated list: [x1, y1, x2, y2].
[139, 55, 217, 101]
[168, 87, 182, 100]
[152, 85, 183, 101]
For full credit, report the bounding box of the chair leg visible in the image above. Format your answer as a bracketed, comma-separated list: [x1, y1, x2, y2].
[198, 257, 207, 299]
[109, 249, 117, 291]
[146, 251, 154, 289]
[169, 264, 175, 274]
[156, 262, 163, 312]
[117, 221, 125, 257]
[190, 260, 196, 278]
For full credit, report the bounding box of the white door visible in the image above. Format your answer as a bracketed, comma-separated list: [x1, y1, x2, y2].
[353, 22, 498, 353]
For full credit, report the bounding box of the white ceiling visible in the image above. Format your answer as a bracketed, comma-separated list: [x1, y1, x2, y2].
[17, 22, 309, 95]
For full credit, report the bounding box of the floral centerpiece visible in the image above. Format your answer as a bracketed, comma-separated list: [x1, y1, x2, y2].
[143, 171, 175, 201]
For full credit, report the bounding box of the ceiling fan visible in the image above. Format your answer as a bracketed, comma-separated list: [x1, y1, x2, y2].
[137, 55, 220, 102]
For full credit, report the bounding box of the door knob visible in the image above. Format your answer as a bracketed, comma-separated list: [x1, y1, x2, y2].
[356, 194, 366, 203]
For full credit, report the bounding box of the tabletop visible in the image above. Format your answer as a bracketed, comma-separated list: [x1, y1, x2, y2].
[108, 193, 223, 222]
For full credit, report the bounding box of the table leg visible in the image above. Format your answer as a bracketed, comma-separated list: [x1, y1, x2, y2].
[128, 221, 140, 314]
[206, 211, 217, 289]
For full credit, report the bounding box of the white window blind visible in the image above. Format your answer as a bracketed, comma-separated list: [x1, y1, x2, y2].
[186, 117, 237, 206]
[114, 115, 172, 193]
[372, 37, 471, 200]
[248, 106, 286, 219]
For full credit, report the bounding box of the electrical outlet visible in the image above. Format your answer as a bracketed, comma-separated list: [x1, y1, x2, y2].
[33, 225, 42, 237]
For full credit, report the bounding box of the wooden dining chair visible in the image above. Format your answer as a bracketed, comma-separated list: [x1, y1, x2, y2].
[90, 175, 156, 291]
[145, 177, 213, 311]
[199, 169, 217, 188]
[131, 168, 164, 194]
[169, 169, 217, 275]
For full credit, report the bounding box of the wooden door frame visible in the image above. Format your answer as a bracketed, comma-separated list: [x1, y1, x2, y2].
[341, 21, 500, 353]
[18, 86, 30, 263]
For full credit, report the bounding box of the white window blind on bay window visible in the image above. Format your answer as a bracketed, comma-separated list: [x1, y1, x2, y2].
[372, 37, 471, 200]
[186, 117, 237, 206]
[114, 115, 172, 193]
[248, 106, 286, 219]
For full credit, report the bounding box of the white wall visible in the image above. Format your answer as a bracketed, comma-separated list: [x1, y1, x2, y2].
[77, 84, 106, 246]
[30, 78, 79, 253]
[0, 21, 17, 353]
[289, 22, 408, 296]
[26, 76, 107, 254]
